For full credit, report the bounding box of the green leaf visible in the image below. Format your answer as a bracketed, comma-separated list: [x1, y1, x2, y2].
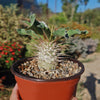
[17, 29, 26, 35]
[67, 29, 88, 37]
[26, 30, 36, 37]
[67, 29, 81, 37]
[22, 14, 36, 28]
[53, 28, 66, 37]
[30, 14, 36, 26]
[17, 29, 37, 38]
[23, 21, 31, 27]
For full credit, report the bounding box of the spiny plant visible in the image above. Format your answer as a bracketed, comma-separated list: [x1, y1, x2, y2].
[36, 41, 60, 70]
[17, 14, 89, 70]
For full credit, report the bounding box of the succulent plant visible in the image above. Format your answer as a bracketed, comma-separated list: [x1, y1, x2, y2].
[17, 14, 89, 64]
[36, 41, 59, 70]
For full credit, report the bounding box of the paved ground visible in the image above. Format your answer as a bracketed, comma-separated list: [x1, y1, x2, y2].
[78, 53, 100, 100]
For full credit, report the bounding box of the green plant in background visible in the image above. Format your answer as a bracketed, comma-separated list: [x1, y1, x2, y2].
[74, 8, 100, 26]
[0, 4, 29, 44]
[60, 22, 99, 56]
[65, 37, 88, 59]
[17, 14, 88, 58]
[91, 26, 100, 52]
[39, 3, 51, 16]
[48, 13, 68, 26]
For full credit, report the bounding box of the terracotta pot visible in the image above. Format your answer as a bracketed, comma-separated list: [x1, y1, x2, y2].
[11, 57, 84, 100]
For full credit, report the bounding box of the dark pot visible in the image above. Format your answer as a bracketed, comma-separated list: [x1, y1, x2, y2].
[11, 57, 84, 100]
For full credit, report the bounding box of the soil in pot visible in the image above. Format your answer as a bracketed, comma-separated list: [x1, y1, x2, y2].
[17, 57, 82, 80]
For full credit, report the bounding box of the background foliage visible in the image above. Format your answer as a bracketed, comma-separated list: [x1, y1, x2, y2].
[0, 4, 29, 44]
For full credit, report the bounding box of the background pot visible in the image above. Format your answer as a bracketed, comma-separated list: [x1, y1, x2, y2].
[11, 57, 84, 100]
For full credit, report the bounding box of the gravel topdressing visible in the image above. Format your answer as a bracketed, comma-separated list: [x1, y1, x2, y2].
[18, 58, 82, 80]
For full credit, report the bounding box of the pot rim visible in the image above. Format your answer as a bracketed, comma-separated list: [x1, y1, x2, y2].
[11, 57, 84, 82]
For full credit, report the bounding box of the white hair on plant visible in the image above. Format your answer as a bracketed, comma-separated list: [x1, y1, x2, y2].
[39, 21, 48, 28]
[36, 41, 59, 70]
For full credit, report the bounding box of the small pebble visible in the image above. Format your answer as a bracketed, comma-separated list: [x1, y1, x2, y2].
[18, 59, 82, 80]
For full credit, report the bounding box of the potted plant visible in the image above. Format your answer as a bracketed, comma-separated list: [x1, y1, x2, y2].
[11, 14, 86, 100]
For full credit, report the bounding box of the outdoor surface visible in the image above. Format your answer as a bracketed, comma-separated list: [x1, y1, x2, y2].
[79, 53, 100, 100]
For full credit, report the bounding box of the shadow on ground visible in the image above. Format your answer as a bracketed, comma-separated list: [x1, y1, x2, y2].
[83, 73, 100, 100]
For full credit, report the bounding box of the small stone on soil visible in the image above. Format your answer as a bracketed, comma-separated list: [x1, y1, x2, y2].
[18, 59, 81, 80]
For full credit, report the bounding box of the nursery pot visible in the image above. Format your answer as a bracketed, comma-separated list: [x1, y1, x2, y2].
[11, 57, 84, 100]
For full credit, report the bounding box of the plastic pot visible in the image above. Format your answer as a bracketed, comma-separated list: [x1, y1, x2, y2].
[11, 57, 84, 100]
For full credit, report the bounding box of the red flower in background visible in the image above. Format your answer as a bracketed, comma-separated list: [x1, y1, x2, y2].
[18, 44, 22, 49]
[1, 51, 5, 55]
[18, 49, 21, 51]
[11, 57, 14, 61]
[0, 55, 2, 58]
[20, 46, 22, 48]
[5, 60, 9, 63]
[12, 44, 15, 47]
[5, 52, 8, 55]
[9, 48, 13, 52]
[0, 47, 3, 50]
[14, 42, 16, 44]
[12, 52, 15, 55]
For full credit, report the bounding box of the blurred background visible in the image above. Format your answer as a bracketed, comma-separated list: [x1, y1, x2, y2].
[0, 0, 100, 100]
